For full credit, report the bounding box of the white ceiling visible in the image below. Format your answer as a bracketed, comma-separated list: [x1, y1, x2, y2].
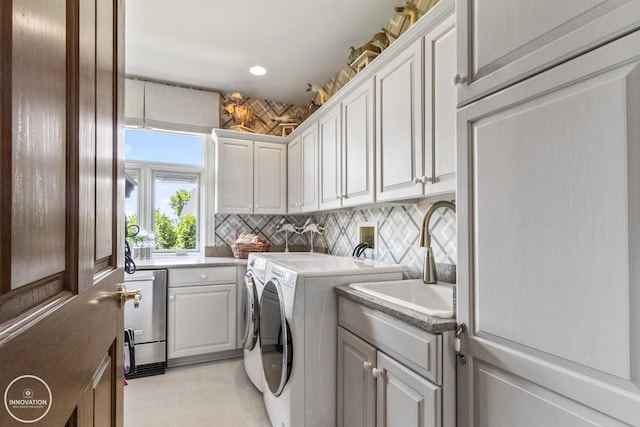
[125, 0, 403, 105]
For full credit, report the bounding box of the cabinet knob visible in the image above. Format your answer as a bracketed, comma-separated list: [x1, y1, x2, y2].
[255, 205, 259, 209]
[372, 367, 384, 378]
[363, 361, 372, 371]
[452, 74, 467, 85]
[420, 175, 430, 184]
[201, 274, 207, 280]
[413, 177, 421, 185]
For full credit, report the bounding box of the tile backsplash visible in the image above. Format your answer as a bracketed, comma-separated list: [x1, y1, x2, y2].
[214, 201, 456, 280]
[316, 202, 456, 279]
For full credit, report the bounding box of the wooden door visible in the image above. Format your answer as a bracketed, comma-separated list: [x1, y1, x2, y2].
[337, 327, 376, 427]
[318, 103, 342, 210]
[456, 31, 640, 426]
[375, 39, 424, 203]
[0, 0, 125, 426]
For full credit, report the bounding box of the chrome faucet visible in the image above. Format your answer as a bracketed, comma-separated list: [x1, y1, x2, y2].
[420, 200, 456, 283]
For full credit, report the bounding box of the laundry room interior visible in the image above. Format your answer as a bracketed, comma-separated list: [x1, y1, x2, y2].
[1, 0, 638, 426]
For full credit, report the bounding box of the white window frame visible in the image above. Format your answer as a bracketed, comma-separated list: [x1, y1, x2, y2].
[124, 129, 207, 256]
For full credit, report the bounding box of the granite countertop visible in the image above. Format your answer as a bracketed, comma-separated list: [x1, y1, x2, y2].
[335, 285, 457, 334]
[133, 256, 247, 269]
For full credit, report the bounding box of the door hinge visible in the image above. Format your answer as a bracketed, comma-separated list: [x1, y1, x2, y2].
[454, 323, 467, 364]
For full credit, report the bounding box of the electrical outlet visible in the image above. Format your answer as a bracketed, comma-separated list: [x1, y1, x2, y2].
[358, 222, 377, 254]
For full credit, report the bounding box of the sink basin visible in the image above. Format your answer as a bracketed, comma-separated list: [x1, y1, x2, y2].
[349, 279, 454, 318]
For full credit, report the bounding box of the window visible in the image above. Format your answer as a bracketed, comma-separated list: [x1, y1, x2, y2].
[125, 129, 204, 253]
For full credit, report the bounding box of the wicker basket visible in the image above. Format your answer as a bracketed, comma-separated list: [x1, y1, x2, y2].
[231, 243, 271, 259]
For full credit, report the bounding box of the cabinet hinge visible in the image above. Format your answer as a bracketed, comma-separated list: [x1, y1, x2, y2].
[454, 323, 467, 364]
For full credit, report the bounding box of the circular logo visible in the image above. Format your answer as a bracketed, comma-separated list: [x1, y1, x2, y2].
[4, 375, 52, 423]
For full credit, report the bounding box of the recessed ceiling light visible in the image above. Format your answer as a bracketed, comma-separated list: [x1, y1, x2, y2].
[249, 65, 267, 76]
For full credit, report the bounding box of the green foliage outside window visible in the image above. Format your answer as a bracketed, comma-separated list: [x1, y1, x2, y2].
[154, 189, 197, 250]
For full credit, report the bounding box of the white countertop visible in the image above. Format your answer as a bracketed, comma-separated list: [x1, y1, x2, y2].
[133, 256, 247, 269]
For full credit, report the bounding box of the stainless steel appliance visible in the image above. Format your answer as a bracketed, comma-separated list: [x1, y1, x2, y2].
[124, 269, 167, 378]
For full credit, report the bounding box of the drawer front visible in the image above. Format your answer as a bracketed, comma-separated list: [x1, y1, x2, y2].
[169, 266, 236, 287]
[339, 298, 442, 385]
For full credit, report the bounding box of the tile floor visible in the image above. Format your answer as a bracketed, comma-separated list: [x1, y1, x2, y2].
[124, 358, 271, 427]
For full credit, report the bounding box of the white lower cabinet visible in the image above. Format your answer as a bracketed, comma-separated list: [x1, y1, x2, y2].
[167, 267, 237, 360]
[338, 298, 455, 427]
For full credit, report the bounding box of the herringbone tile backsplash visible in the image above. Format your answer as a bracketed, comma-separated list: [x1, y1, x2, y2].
[214, 201, 456, 280]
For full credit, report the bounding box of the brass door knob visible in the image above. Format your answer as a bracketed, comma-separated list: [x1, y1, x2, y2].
[116, 284, 142, 308]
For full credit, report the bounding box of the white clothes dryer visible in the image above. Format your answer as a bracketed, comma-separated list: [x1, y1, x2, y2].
[259, 254, 408, 427]
[241, 254, 270, 392]
[243, 252, 329, 392]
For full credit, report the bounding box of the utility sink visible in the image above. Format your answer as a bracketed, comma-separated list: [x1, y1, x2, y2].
[349, 279, 454, 318]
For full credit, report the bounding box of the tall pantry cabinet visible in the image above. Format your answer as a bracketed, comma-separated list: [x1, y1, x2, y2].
[455, 1, 640, 426]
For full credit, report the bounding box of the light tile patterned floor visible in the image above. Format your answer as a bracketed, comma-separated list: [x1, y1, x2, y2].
[124, 358, 271, 427]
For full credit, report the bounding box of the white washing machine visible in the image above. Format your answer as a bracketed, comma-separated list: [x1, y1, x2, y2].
[243, 252, 329, 392]
[241, 254, 269, 392]
[259, 254, 408, 427]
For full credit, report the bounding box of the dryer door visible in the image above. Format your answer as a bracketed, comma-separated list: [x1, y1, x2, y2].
[241, 272, 259, 350]
[260, 279, 292, 396]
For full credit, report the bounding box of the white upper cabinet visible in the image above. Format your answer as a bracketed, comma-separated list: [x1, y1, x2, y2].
[287, 136, 302, 213]
[254, 141, 287, 214]
[215, 137, 253, 214]
[214, 132, 287, 215]
[300, 124, 319, 213]
[375, 0, 456, 203]
[423, 14, 457, 196]
[455, 0, 640, 106]
[319, 78, 376, 210]
[319, 103, 343, 210]
[288, 124, 319, 213]
[375, 38, 425, 203]
[341, 78, 375, 207]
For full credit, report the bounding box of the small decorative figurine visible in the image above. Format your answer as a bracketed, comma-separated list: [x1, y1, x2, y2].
[223, 92, 256, 132]
[306, 83, 330, 105]
[299, 218, 325, 253]
[276, 218, 298, 252]
[395, 1, 419, 26]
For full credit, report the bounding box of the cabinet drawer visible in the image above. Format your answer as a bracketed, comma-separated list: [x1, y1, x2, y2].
[339, 298, 442, 385]
[169, 266, 236, 287]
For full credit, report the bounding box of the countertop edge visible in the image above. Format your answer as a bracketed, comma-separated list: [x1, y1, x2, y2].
[335, 285, 457, 333]
[132, 257, 248, 269]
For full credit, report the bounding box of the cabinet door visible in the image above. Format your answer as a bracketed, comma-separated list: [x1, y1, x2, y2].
[342, 78, 375, 207]
[254, 141, 287, 214]
[424, 15, 456, 196]
[376, 352, 441, 427]
[376, 39, 424, 202]
[319, 104, 343, 210]
[300, 124, 319, 212]
[216, 137, 253, 214]
[287, 136, 302, 213]
[168, 284, 237, 359]
[338, 327, 377, 427]
[455, 0, 640, 106]
[457, 31, 640, 426]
